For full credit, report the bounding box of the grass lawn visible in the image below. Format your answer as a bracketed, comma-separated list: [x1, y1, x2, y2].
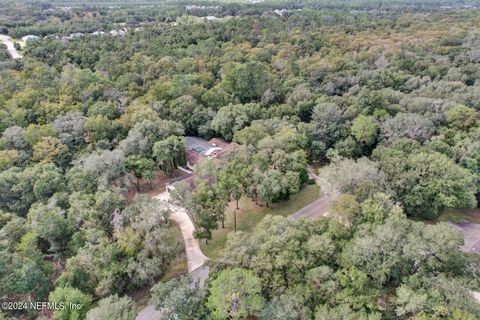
[200, 184, 321, 259]
[436, 208, 480, 224]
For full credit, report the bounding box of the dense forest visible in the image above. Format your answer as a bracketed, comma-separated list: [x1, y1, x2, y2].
[0, 1, 480, 319]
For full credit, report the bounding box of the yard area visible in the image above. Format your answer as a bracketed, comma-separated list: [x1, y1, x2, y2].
[200, 184, 321, 259]
[124, 169, 189, 201]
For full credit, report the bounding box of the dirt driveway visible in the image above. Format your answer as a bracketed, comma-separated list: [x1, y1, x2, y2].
[447, 221, 480, 254]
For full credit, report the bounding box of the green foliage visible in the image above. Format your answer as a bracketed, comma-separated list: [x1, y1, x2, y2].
[351, 115, 377, 146]
[150, 276, 208, 320]
[125, 155, 156, 191]
[1, 3, 480, 319]
[48, 286, 92, 320]
[374, 142, 477, 218]
[211, 103, 263, 141]
[223, 62, 272, 103]
[207, 268, 265, 320]
[86, 294, 136, 320]
[152, 135, 186, 176]
[446, 105, 477, 130]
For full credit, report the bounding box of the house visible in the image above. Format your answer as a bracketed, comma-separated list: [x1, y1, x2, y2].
[185, 136, 232, 170]
[68, 32, 84, 39]
[166, 136, 233, 192]
[22, 35, 40, 42]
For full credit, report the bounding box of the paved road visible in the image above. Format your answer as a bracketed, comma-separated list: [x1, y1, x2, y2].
[153, 192, 208, 272]
[136, 192, 209, 320]
[292, 190, 340, 220]
[0, 35, 22, 59]
[446, 221, 480, 254]
[292, 166, 340, 219]
[137, 167, 335, 318]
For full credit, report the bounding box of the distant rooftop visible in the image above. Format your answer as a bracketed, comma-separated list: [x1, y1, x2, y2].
[186, 136, 216, 155]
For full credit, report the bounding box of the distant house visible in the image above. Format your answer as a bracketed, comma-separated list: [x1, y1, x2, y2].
[22, 35, 40, 42]
[109, 29, 128, 36]
[166, 136, 233, 192]
[68, 32, 84, 39]
[185, 136, 231, 169]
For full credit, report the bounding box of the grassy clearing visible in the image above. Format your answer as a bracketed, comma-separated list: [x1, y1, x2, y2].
[436, 208, 480, 224]
[200, 184, 320, 259]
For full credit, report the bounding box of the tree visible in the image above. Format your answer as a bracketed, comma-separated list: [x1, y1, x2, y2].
[125, 156, 155, 192]
[192, 182, 226, 242]
[150, 276, 208, 320]
[446, 105, 477, 130]
[374, 143, 477, 219]
[0, 126, 26, 150]
[315, 304, 381, 320]
[0, 149, 19, 170]
[217, 163, 244, 210]
[84, 115, 117, 144]
[396, 275, 480, 318]
[48, 286, 92, 320]
[351, 115, 377, 146]
[340, 218, 464, 287]
[32, 136, 68, 163]
[311, 102, 344, 155]
[359, 192, 404, 225]
[261, 293, 311, 320]
[207, 268, 265, 320]
[28, 203, 72, 255]
[331, 194, 360, 227]
[116, 102, 159, 129]
[53, 112, 86, 147]
[86, 294, 136, 320]
[257, 169, 300, 207]
[153, 135, 186, 176]
[220, 215, 343, 296]
[119, 118, 184, 157]
[66, 166, 97, 193]
[168, 95, 210, 135]
[233, 122, 269, 146]
[319, 156, 385, 200]
[380, 113, 435, 143]
[77, 149, 126, 188]
[21, 123, 56, 146]
[30, 163, 65, 201]
[223, 62, 272, 102]
[210, 103, 262, 141]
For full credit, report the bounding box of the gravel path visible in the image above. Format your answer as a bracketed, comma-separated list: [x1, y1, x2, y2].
[0, 35, 22, 59]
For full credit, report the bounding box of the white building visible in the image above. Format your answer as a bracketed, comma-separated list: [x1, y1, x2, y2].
[22, 35, 40, 42]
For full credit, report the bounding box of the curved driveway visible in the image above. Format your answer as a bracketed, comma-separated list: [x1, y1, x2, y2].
[153, 191, 208, 272]
[136, 192, 208, 320]
[0, 35, 22, 59]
